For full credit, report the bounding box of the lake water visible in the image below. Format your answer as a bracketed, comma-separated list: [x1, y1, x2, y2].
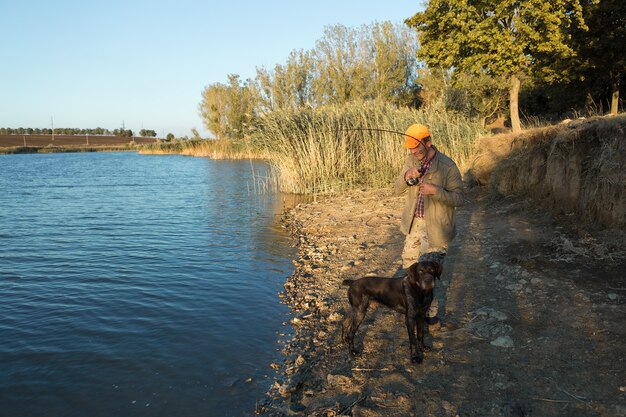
[0, 152, 297, 417]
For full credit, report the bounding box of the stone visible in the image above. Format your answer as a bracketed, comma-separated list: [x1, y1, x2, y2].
[326, 374, 351, 389]
[490, 310, 508, 321]
[327, 312, 343, 322]
[295, 355, 306, 367]
[490, 336, 514, 348]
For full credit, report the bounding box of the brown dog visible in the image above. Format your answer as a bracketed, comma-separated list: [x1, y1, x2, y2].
[341, 261, 442, 363]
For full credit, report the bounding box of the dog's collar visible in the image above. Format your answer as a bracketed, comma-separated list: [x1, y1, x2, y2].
[404, 276, 421, 289]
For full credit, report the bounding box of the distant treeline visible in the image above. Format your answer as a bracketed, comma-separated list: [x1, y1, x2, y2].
[0, 127, 158, 137]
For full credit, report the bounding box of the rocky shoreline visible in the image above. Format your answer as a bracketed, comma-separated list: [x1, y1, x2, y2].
[259, 186, 625, 417]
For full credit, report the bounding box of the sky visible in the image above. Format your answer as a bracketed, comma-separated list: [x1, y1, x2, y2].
[0, 1, 421, 138]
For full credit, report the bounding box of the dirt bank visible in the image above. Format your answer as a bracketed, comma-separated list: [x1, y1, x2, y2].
[470, 115, 626, 228]
[259, 186, 625, 417]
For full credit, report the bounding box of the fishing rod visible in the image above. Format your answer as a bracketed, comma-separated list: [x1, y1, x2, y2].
[341, 127, 429, 148]
[342, 127, 431, 186]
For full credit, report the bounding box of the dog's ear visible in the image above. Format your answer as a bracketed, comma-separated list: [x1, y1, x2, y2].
[407, 262, 418, 281]
[432, 261, 443, 280]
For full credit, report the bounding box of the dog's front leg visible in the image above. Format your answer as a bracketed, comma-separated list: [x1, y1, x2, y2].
[405, 312, 422, 363]
[416, 312, 431, 353]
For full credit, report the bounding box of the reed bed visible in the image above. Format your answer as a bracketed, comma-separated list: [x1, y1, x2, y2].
[138, 141, 185, 154]
[137, 102, 483, 195]
[251, 100, 484, 194]
[139, 139, 269, 159]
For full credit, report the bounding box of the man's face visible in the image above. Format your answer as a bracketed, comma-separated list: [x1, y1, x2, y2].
[409, 140, 430, 162]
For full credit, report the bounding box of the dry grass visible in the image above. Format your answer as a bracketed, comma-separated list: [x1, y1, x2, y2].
[139, 139, 269, 159]
[251, 100, 484, 194]
[138, 101, 486, 196]
[138, 102, 484, 195]
[548, 232, 626, 262]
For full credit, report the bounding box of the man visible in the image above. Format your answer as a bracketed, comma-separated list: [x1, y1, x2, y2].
[393, 123, 464, 325]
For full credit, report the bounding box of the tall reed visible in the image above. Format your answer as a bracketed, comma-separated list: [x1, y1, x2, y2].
[251, 100, 484, 194]
[139, 139, 269, 159]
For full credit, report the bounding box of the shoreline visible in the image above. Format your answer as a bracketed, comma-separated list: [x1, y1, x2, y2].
[260, 187, 408, 414]
[260, 186, 625, 416]
[0, 146, 141, 154]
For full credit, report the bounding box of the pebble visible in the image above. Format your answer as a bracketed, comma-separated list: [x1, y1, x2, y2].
[490, 310, 508, 321]
[490, 336, 515, 348]
[327, 312, 343, 322]
[608, 293, 619, 301]
[326, 374, 351, 388]
[506, 284, 523, 291]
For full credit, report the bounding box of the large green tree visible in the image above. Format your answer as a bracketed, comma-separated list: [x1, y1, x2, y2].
[407, 0, 588, 132]
[577, 0, 626, 114]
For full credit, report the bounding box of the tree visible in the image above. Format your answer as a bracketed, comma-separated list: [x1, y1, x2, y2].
[407, 0, 588, 132]
[576, 0, 626, 114]
[166, 133, 175, 141]
[223, 74, 256, 139]
[199, 75, 257, 140]
[255, 49, 315, 112]
[253, 23, 419, 110]
[365, 21, 420, 105]
[199, 82, 228, 139]
[113, 128, 133, 137]
[198, 21, 425, 134]
[312, 24, 367, 104]
[418, 67, 508, 126]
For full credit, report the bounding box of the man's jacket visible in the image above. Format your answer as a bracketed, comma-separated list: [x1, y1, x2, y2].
[393, 150, 465, 248]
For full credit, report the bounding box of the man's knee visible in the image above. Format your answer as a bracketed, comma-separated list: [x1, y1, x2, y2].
[419, 250, 446, 266]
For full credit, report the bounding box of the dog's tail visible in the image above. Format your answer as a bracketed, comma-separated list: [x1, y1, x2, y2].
[342, 279, 354, 286]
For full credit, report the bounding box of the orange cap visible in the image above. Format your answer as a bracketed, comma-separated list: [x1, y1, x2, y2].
[403, 124, 431, 148]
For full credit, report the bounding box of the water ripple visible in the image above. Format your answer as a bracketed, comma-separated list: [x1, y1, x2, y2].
[0, 152, 295, 417]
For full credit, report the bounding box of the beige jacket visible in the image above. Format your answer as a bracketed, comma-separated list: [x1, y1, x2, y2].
[393, 150, 465, 248]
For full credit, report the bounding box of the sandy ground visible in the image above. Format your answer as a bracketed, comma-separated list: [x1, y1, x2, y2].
[258, 186, 625, 417]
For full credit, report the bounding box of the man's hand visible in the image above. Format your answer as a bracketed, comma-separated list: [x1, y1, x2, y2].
[404, 167, 421, 181]
[419, 183, 439, 195]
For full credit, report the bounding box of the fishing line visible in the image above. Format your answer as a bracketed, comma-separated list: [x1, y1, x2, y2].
[341, 127, 429, 150]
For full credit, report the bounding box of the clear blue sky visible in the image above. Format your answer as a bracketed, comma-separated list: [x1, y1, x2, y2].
[0, 1, 420, 138]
